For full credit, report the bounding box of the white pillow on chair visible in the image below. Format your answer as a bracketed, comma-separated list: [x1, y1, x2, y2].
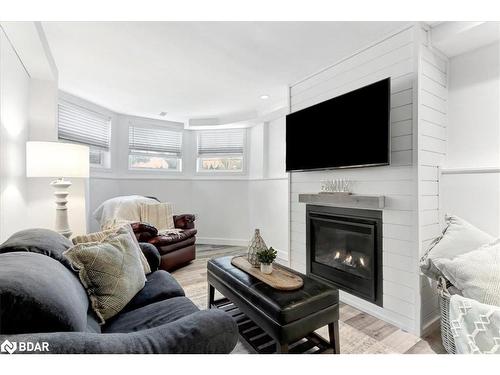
[441, 239, 500, 307]
[420, 214, 494, 282]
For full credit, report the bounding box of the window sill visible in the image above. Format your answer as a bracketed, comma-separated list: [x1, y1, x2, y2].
[91, 166, 112, 173]
[196, 169, 247, 176]
[127, 168, 183, 174]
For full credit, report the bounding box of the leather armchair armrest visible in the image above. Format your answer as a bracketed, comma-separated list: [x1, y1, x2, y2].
[131, 222, 159, 242]
[139, 243, 161, 271]
[173, 214, 196, 230]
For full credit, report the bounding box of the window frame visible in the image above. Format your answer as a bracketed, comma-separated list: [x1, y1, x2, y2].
[196, 128, 248, 175]
[57, 99, 112, 170]
[127, 122, 183, 173]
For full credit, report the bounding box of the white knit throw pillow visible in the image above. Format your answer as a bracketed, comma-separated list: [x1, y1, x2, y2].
[440, 239, 500, 307]
[420, 214, 493, 282]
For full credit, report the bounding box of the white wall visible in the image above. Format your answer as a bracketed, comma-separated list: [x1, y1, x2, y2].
[248, 179, 288, 257]
[27, 82, 88, 236]
[266, 117, 287, 178]
[81, 96, 289, 250]
[89, 177, 251, 244]
[249, 123, 264, 179]
[288, 25, 421, 334]
[248, 116, 289, 259]
[0, 28, 30, 241]
[0, 23, 88, 241]
[441, 42, 500, 236]
[446, 42, 500, 169]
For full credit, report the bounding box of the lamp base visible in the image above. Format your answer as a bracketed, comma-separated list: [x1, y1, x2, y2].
[50, 178, 72, 238]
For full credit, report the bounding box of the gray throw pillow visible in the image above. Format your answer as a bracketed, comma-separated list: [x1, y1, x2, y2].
[420, 215, 494, 282]
[64, 226, 146, 324]
[0, 228, 73, 269]
[440, 239, 500, 307]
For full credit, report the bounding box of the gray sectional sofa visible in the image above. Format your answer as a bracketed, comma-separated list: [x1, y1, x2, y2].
[0, 229, 238, 354]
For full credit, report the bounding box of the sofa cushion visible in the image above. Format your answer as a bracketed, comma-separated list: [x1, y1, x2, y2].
[86, 313, 102, 333]
[0, 252, 89, 334]
[0, 228, 73, 269]
[64, 227, 147, 324]
[420, 214, 494, 282]
[122, 270, 185, 313]
[103, 296, 199, 333]
[139, 242, 161, 271]
[149, 229, 197, 254]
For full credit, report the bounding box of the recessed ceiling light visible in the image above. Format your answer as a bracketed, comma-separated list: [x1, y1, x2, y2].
[260, 95, 270, 100]
[159, 111, 168, 117]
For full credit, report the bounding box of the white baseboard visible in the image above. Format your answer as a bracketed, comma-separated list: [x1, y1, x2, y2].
[421, 314, 441, 337]
[197, 237, 248, 247]
[339, 291, 416, 335]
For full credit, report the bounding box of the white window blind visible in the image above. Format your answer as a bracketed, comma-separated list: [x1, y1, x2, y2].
[128, 125, 182, 156]
[58, 102, 111, 150]
[197, 129, 245, 156]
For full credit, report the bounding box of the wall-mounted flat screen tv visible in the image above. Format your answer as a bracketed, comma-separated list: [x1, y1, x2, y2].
[286, 78, 390, 172]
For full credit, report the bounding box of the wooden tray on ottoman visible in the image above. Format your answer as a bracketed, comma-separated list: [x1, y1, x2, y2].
[231, 256, 303, 291]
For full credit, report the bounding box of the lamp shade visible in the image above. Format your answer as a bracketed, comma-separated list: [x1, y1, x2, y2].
[26, 141, 90, 178]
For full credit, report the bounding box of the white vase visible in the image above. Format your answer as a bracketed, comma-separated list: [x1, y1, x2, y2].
[247, 228, 267, 267]
[260, 263, 273, 274]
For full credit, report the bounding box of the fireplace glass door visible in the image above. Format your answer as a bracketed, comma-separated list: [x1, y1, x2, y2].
[312, 218, 374, 281]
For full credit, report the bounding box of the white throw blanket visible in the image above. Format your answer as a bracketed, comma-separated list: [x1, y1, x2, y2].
[449, 294, 500, 354]
[93, 195, 158, 230]
[139, 202, 183, 236]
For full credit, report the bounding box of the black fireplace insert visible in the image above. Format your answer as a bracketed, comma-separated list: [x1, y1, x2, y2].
[306, 205, 383, 306]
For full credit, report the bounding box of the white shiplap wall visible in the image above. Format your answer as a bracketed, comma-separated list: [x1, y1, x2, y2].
[288, 25, 422, 334]
[418, 34, 449, 333]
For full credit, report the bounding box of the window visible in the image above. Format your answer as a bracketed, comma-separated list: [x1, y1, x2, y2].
[128, 124, 182, 171]
[197, 129, 246, 172]
[58, 101, 111, 168]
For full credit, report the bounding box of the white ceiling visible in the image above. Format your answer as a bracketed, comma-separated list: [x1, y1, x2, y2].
[42, 22, 408, 123]
[430, 21, 500, 58]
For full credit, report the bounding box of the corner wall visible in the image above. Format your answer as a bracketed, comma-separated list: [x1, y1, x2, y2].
[0, 27, 30, 241]
[441, 42, 500, 236]
[417, 32, 449, 333]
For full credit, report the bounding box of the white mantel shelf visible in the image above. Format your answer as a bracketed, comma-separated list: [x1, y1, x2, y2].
[298, 193, 385, 210]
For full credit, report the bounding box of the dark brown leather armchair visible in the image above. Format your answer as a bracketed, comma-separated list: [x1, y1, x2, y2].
[131, 214, 197, 271]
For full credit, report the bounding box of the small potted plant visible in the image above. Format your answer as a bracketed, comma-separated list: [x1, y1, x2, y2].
[256, 247, 277, 274]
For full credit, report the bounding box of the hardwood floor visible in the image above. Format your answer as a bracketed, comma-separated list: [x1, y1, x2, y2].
[171, 244, 446, 354]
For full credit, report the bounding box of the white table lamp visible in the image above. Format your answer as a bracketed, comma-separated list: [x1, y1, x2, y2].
[26, 141, 89, 238]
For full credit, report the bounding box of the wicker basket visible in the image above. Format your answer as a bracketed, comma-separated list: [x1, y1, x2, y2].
[437, 277, 457, 354]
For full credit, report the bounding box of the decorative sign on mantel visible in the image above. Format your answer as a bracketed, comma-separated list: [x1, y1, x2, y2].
[320, 178, 353, 194]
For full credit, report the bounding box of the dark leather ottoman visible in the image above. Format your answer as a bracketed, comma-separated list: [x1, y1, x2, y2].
[207, 256, 340, 354]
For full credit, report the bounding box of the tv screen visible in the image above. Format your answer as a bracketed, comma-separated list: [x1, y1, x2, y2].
[286, 78, 390, 172]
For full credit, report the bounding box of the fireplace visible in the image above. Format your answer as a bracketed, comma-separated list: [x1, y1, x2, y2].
[306, 205, 383, 306]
